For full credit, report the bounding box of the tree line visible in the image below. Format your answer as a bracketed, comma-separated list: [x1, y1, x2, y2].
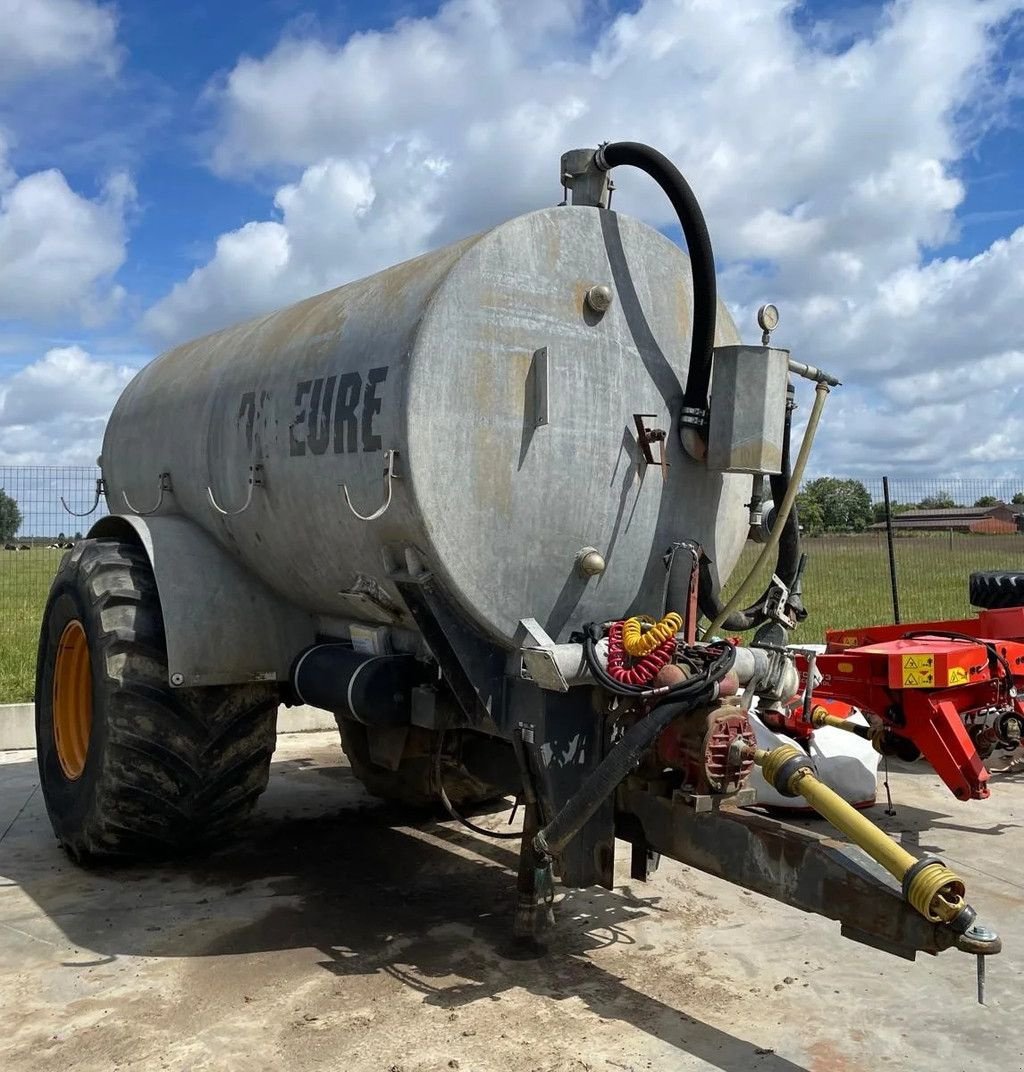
[795, 478, 1024, 535]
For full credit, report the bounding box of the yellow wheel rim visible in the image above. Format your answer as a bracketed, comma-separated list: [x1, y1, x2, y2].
[53, 619, 93, 780]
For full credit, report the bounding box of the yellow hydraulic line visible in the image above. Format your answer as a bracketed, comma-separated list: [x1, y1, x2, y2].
[754, 744, 967, 924]
[810, 709, 870, 737]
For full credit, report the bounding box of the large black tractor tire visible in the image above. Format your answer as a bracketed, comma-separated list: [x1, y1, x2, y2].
[336, 718, 503, 809]
[969, 571, 1024, 610]
[35, 537, 279, 862]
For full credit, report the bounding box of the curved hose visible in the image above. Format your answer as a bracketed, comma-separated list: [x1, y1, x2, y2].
[622, 613, 682, 657]
[694, 384, 802, 631]
[534, 644, 736, 860]
[703, 381, 830, 639]
[595, 142, 716, 417]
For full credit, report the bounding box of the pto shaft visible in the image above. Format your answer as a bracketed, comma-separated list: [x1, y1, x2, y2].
[754, 744, 968, 925]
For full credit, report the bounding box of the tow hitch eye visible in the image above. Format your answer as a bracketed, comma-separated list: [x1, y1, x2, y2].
[750, 743, 1001, 1003]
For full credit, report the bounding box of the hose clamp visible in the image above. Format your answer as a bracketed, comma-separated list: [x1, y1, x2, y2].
[772, 753, 815, 797]
[680, 406, 708, 429]
[594, 142, 611, 171]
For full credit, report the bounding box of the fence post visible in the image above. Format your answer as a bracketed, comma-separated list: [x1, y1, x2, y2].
[883, 475, 901, 624]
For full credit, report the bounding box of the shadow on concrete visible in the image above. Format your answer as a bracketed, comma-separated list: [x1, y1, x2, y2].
[0, 751, 810, 1072]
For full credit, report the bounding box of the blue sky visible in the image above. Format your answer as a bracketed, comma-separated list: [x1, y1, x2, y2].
[1, 0, 1024, 479]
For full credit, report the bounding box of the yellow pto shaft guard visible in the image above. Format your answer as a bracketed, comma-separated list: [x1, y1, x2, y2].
[754, 744, 966, 925]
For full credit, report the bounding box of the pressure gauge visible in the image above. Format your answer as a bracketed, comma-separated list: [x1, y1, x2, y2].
[757, 303, 780, 333]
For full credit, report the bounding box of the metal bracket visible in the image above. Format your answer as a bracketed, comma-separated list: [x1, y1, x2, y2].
[342, 449, 399, 522]
[633, 413, 669, 480]
[123, 472, 172, 516]
[61, 477, 105, 517]
[531, 347, 549, 428]
[207, 464, 264, 517]
[763, 573, 797, 630]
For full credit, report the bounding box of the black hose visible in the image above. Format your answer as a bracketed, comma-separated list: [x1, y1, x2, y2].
[696, 385, 802, 631]
[582, 627, 734, 700]
[434, 729, 522, 840]
[596, 142, 802, 633]
[596, 141, 716, 416]
[534, 644, 736, 860]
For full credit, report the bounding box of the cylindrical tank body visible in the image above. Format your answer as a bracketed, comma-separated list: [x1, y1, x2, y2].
[103, 206, 750, 648]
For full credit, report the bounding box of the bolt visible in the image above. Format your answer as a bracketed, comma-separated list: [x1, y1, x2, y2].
[577, 547, 606, 577]
[170, 672, 184, 686]
[584, 284, 614, 314]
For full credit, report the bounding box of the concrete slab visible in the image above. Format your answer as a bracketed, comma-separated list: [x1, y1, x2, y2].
[0, 703, 335, 751]
[1, 732, 1022, 1071]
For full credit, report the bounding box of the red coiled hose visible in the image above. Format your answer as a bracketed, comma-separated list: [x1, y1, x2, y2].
[606, 621, 676, 685]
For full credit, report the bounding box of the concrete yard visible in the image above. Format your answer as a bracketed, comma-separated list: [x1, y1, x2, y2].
[1, 731, 1022, 1072]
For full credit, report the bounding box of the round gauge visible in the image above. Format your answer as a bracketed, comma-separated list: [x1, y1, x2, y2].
[757, 303, 780, 333]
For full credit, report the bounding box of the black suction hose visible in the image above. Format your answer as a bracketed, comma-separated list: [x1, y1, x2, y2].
[533, 644, 736, 860]
[596, 142, 717, 416]
[695, 386, 802, 631]
[596, 142, 802, 633]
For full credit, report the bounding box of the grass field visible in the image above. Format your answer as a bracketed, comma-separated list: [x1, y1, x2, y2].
[2, 532, 1023, 703]
[0, 548, 64, 704]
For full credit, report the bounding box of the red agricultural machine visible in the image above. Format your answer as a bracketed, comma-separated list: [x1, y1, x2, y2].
[768, 574, 1024, 804]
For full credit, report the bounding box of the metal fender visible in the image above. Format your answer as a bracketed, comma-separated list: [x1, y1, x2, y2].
[89, 514, 316, 688]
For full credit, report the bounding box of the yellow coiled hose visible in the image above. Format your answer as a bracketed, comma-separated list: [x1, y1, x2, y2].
[622, 613, 682, 657]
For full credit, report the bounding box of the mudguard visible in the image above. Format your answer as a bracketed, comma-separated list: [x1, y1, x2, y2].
[89, 514, 316, 688]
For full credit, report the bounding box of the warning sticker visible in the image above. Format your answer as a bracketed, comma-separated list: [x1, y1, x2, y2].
[948, 666, 969, 686]
[902, 653, 935, 688]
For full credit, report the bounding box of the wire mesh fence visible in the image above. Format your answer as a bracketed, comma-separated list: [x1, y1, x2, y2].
[1, 467, 1023, 701]
[0, 466, 107, 703]
[728, 477, 1024, 643]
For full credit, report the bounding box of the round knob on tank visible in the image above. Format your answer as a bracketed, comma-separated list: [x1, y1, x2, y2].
[584, 284, 614, 314]
[576, 547, 607, 577]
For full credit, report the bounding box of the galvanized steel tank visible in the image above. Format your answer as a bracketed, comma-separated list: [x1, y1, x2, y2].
[102, 206, 750, 647]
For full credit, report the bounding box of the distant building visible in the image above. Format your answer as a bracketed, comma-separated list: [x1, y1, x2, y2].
[871, 503, 1021, 535]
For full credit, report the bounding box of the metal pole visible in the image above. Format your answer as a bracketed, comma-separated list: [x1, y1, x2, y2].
[883, 476, 901, 624]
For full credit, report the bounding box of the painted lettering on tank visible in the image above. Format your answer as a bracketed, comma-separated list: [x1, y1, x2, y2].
[307, 374, 337, 455]
[281, 366, 390, 458]
[361, 367, 387, 452]
[333, 372, 361, 454]
[289, 380, 313, 457]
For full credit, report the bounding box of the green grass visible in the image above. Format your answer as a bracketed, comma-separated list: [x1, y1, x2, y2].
[0, 548, 64, 703]
[724, 530, 1024, 642]
[2, 532, 1023, 702]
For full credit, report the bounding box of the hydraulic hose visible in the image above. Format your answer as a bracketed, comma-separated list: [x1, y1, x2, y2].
[694, 384, 802, 631]
[534, 644, 736, 860]
[703, 380, 830, 639]
[595, 142, 717, 420]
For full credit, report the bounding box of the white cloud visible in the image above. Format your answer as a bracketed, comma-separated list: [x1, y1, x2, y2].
[143, 0, 1024, 478]
[143, 147, 442, 340]
[0, 135, 134, 325]
[0, 345, 139, 465]
[0, 0, 119, 84]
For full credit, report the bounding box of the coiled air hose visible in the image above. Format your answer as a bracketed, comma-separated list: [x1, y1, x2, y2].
[622, 613, 682, 656]
[534, 642, 736, 860]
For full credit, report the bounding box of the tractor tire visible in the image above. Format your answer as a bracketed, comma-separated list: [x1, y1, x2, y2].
[969, 571, 1024, 610]
[35, 537, 279, 862]
[336, 718, 501, 809]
